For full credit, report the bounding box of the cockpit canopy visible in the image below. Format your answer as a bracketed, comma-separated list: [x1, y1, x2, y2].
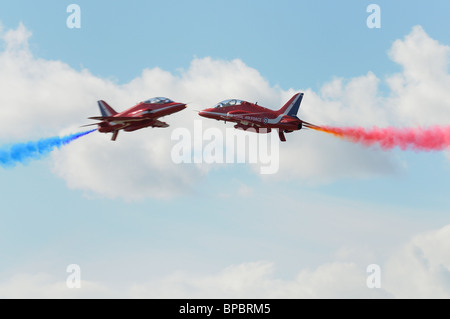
[144, 97, 173, 104]
[214, 99, 244, 108]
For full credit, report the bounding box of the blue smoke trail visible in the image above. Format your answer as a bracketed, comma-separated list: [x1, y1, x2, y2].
[0, 129, 96, 167]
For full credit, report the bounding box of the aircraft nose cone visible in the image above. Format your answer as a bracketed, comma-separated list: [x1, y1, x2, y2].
[198, 109, 211, 118]
[174, 103, 187, 111]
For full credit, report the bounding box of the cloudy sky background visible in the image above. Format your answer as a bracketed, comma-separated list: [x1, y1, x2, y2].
[0, 0, 449, 298]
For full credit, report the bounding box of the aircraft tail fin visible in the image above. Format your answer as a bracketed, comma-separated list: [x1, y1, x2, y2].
[98, 100, 118, 117]
[278, 93, 304, 117]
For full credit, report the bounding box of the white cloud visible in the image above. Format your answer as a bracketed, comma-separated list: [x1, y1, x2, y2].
[0, 261, 385, 299]
[272, 131, 400, 183]
[3, 22, 31, 53]
[0, 23, 448, 199]
[0, 273, 111, 299]
[2, 224, 450, 298]
[0, 25, 114, 140]
[301, 72, 387, 127]
[51, 132, 203, 200]
[386, 26, 450, 126]
[383, 224, 450, 298]
[127, 261, 388, 299]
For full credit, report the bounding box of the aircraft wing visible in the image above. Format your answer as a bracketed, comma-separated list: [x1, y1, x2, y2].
[86, 115, 169, 128]
[150, 119, 169, 128]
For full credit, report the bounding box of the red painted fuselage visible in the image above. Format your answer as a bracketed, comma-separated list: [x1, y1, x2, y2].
[199, 93, 316, 141]
[86, 97, 186, 141]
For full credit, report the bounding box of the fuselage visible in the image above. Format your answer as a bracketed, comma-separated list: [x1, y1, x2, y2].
[199, 100, 303, 132]
[97, 99, 186, 133]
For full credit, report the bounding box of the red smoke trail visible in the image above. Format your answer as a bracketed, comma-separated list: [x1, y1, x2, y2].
[308, 125, 450, 151]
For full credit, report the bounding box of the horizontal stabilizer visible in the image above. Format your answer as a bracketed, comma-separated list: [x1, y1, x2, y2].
[88, 116, 110, 121]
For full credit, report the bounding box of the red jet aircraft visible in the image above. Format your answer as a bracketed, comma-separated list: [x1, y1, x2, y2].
[85, 97, 186, 141]
[198, 93, 317, 142]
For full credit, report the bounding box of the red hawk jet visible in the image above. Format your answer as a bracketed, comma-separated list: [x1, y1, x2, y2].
[198, 93, 318, 142]
[85, 97, 186, 141]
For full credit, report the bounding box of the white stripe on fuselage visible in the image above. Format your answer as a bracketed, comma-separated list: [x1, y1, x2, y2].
[266, 115, 283, 124]
[202, 110, 283, 125]
[147, 103, 184, 114]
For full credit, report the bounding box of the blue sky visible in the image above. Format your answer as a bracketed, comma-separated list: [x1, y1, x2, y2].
[5, 0, 450, 87]
[0, 1, 449, 298]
